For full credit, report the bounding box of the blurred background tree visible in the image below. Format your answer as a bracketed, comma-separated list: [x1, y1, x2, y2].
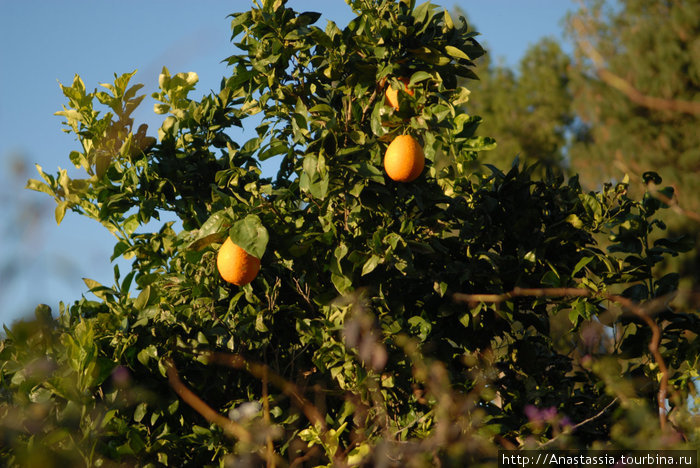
[461, 0, 699, 278]
[463, 34, 575, 173]
[566, 0, 700, 277]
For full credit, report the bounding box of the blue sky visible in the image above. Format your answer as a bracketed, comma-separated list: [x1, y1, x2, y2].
[0, 0, 577, 326]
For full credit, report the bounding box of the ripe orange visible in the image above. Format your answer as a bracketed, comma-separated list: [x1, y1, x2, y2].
[384, 134, 425, 182]
[384, 77, 414, 110]
[217, 237, 261, 286]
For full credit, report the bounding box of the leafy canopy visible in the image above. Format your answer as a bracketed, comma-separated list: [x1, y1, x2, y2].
[3, 0, 698, 466]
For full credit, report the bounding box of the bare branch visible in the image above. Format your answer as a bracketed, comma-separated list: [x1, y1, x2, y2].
[262, 365, 275, 468]
[165, 358, 252, 442]
[361, 82, 381, 123]
[289, 446, 321, 467]
[539, 398, 619, 448]
[453, 287, 671, 429]
[646, 182, 700, 224]
[292, 276, 314, 310]
[166, 358, 290, 466]
[203, 351, 327, 430]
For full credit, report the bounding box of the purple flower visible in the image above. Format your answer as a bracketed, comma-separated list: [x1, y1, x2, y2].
[525, 405, 558, 423]
[524, 404, 540, 421]
[112, 365, 131, 388]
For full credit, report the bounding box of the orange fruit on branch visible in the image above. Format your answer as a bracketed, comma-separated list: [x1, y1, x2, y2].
[384, 77, 414, 110]
[217, 237, 261, 286]
[384, 134, 425, 182]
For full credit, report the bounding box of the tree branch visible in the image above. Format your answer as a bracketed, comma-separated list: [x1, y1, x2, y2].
[165, 358, 252, 442]
[361, 83, 380, 123]
[262, 364, 275, 468]
[571, 16, 700, 116]
[453, 287, 670, 430]
[203, 351, 327, 430]
[166, 358, 289, 466]
[646, 182, 700, 224]
[539, 398, 619, 448]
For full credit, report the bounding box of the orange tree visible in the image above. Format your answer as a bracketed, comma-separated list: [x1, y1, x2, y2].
[2, 0, 698, 466]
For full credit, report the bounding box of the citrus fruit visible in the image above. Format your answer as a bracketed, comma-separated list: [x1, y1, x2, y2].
[217, 237, 261, 286]
[384, 77, 414, 110]
[384, 134, 425, 182]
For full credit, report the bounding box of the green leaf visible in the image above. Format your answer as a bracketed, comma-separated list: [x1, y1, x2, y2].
[137, 345, 158, 366]
[255, 313, 268, 332]
[347, 443, 371, 465]
[408, 315, 431, 341]
[443, 9, 455, 30]
[412, 1, 432, 24]
[55, 201, 68, 225]
[134, 403, 147, 423]
[189, 211, 228, 250]
[309, 173, 329, 199]
[123, 214, 140, 236]
[361, 254, 382, 276]
[409, 71, 432, 85]
[259, 141, 289, 161]
[331, 272, 352, 294]
[26, 178, 54, 196]
[642, 171, 662, 185]
[566, 214, 584, 229]
[228, 214, 269, 259]
[541, 270, 561, 287]
[133, 286, 151, 311]
[434, 281, 448, 297]
[445, 45, 470, 60]
[569, 306, 581, 326]
[370, 102, 389, 136]
[200, 211, 229, 237]
[189, 233, 224, 252]
[101, 409, 118, 428]
[83, 277, 115, 300]
[572, 256, 593, 276]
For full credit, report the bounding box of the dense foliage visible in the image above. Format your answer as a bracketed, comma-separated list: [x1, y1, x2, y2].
[2, 0, 698, 466]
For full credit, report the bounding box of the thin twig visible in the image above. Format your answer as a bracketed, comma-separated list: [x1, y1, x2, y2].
[452, 287, 670, 430]
[452, 287, 589, 305]
[360, 84, 380, 123]
[289, 446, 321, 467]
[539, 398, 619, 448]
[164, 358, 252, 442]
[292, 276, 314, 310]
[392, 409, 435, 439]
[262, 364, 275, 468]
[646, 182, 700, 224]
[166, 358, 290, 466]
[203, 351, 327, 430]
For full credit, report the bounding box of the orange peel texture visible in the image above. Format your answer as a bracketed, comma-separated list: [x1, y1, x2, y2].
[384, 134, 425, 182]
[217, 238, 261, 286]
